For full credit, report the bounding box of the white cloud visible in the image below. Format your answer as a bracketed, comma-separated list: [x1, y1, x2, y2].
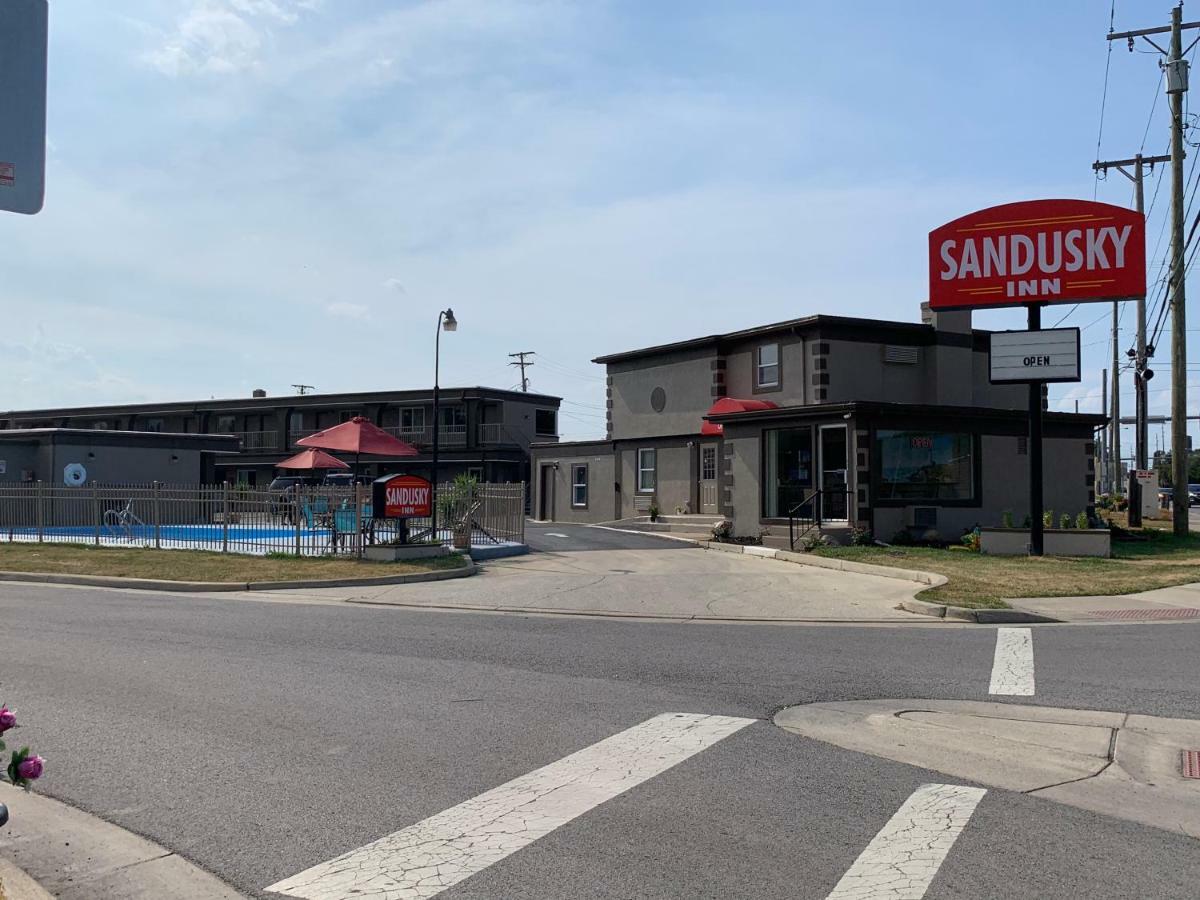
[145, 0, 315, 76]
[326, 302, 369, 320]
[382, 278, 407, 294]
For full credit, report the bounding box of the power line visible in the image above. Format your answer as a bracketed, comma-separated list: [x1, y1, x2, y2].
[1093, 0, 1118, 200]
[508, 351, 535, 393]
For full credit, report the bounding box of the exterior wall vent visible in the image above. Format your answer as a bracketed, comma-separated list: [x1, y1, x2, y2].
[883, 345, 919, 365]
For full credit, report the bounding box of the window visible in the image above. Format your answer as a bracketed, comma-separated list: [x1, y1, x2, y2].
[216, 415, 236, 433]
[340, 410, 362, 423]
[92, 421, 109, 430]
[535, 408, 557, 436]
[400, 407, 425, 432]
[440, 406, 466, 428]
[637, 448, 656, 492]
[701, 445, 717, 481]
[756, 343, 780, 388]
[289, 412, 304, 432]
[763, 427, 813, 517]
[877, 430, 975, 501]
[572, 464, 588, 507]
[144, 418, 164, 433]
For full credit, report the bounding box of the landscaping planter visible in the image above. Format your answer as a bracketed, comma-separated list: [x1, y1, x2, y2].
[979, 527, 1111, 558]
[363, 544, 451, 562]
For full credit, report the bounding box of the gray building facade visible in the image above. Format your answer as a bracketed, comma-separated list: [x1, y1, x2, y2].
[1, 387, 561, 487]
[532, 305, 1103, 542]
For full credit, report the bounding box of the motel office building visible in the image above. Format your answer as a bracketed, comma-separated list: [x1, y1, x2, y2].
[532, 305, 1103, 541]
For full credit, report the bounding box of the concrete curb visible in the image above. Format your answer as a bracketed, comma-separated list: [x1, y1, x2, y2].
[1, 786, 247, 899]
[695, 541, 1066, 623]
[467, 544, 531, 561]
[898, 597, 1059, 624]
[0, 559, 477, 594]
[694, 541, 948, 587]
[0, 856, 54, 900]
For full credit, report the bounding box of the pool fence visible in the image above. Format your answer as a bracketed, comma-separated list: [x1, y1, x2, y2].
[0, 481, 526, 558]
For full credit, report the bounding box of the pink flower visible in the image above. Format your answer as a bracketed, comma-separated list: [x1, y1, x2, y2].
[0, 707, 14, 734]
[16, 755, 43, 782]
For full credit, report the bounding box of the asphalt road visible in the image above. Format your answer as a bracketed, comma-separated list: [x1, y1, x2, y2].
[2, 545, 1199, 898]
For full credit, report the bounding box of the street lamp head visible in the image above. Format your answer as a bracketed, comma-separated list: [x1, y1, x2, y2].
[442, 308, 458, 332]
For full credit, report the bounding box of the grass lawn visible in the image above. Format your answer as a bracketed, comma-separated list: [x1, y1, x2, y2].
[812, 527, 1200, 609]
[0, 543, 467, 583]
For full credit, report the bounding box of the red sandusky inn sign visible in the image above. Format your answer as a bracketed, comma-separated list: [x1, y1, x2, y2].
[373, 474, 432, 518]
[929, 199, 1145, 310]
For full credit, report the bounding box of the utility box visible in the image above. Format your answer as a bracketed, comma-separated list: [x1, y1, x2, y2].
[1135, 470, 1159, 519]
[1166, 58, 1190, 94]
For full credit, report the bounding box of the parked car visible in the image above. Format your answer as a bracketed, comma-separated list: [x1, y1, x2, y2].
[1190, 484, 1200, 506]
[321, 472, 371, 487]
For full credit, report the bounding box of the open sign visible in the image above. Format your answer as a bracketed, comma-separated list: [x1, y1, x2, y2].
[372, 474, 432, 518]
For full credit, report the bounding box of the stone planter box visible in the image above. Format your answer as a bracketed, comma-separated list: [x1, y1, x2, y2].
[364, 544, 451, 563]
[979, 527, 1111, 558]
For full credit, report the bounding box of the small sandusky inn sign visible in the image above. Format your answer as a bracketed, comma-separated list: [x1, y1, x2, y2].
[988, 327, 1081, 384]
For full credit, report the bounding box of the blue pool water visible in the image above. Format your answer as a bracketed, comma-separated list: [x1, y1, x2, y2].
[7, 525, 329, 542]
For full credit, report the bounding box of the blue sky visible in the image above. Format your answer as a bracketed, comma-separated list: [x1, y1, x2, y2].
[0, 0, 1195, 446]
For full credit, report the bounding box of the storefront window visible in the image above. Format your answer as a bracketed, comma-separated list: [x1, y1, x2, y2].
[764, 427, 813, 517]
[877, 430, 974, 500]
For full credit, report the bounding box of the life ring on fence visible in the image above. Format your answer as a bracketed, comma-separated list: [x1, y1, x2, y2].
[63, 463, 87, 487]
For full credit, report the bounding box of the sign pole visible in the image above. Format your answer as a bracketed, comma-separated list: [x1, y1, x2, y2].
[1028, 303, 1044, 557]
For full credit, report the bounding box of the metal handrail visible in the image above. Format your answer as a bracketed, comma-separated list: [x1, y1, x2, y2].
[788, 489, 823, 550]
[788, 487, 853, 550]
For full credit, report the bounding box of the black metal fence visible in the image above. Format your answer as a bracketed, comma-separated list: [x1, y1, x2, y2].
[0, 482, 526, 557]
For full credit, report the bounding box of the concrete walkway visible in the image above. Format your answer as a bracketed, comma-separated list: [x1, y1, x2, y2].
[260, 545, 929, 622]
[1014, 581, 1200, 623]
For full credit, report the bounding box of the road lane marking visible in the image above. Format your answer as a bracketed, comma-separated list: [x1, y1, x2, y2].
[544, 533, 569, 538]
[266, 712, 754, 900]
[988, 626, 1035, 696]
[825, 783, 987, 900]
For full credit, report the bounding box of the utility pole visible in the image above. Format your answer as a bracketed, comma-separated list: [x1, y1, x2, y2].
[292, 384, 315, 396]
[1101, 367, 1109, 493]
[1093, 152, 1169, 520]
[1108, 4, 1197, 535]
[508, 352, 535, 392]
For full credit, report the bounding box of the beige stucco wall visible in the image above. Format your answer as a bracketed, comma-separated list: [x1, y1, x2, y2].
[530, 443, 615, 523]
[608, 348, 716, 440]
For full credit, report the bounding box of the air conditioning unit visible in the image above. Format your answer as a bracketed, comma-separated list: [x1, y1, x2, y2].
[906, 506, 937, 528]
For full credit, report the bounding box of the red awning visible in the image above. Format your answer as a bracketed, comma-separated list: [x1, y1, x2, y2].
[700, 397, 779, 436]
[296, 416, 419, 457]
[275, 448, 351, 471]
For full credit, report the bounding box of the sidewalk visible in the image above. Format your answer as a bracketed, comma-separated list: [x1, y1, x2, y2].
[1013, 581, 1200, 623]
[1, 786, 244, 899]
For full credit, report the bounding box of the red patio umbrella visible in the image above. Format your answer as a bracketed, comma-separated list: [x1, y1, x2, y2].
[275, 448, 350, 471]
[296, 416, 419, 481]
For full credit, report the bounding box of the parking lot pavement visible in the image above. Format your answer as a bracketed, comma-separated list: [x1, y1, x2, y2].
[275, 542, 926, 622]
[524, 521, 694, 553]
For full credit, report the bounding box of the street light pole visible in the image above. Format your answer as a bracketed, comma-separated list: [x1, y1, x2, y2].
[430, 308, 457, 544]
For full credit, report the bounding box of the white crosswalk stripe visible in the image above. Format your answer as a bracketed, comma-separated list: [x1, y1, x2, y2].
[825, 783, 987, 900]
[266, 712, 754, 899]
[988, 626, 1035, 695]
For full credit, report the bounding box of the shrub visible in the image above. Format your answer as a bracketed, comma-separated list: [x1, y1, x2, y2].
[1043, 509, 1054, 528]
[1001, 510, 1014, 529]
[850, 526, 874, 546]
[889, 528, 915, 546]
[801, 532, 831, 551]
[711, 520, 733, 543]
[1059, 513, 1072, 530]
[1022, 514, 1032, 528]
[960, 528, 981, 552]
[1075, 511, 1089, 529]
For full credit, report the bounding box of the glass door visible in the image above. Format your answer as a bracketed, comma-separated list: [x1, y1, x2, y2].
[819, 425, 849, 522]
[699, 444, 719, 514]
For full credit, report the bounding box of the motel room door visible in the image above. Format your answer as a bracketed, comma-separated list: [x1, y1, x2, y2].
[699, 443, 719, 514]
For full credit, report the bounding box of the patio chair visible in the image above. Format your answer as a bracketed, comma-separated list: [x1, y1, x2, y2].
[331, 507, 360, 551]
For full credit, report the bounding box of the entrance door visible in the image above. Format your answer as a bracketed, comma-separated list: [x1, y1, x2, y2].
[539, 465, 554, 521]
[699, 444, 719, 514]
[819, 425, 849, 522]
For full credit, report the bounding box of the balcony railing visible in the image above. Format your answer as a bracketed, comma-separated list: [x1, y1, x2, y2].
[235, 430, 279, 451]
[382, 425, 431, 446]
[438, 424, 467, 446]
[478, 423, 504, 444]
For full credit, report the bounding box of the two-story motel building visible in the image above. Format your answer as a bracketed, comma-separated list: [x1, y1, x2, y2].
[531, 304, 1104, 541]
